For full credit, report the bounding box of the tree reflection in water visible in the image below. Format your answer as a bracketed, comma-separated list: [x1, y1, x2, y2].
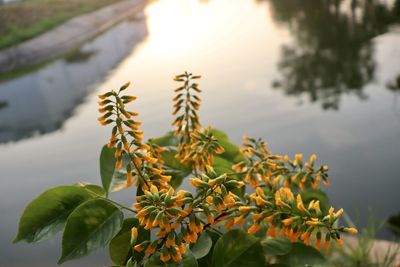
[387, 74, 400, 92]
[263, 0, 400, 110]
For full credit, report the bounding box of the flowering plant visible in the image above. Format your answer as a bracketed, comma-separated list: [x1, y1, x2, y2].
[14, 72, 357, 266]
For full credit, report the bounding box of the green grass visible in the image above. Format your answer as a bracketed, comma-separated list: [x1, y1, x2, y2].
[0, 0, 122, 49]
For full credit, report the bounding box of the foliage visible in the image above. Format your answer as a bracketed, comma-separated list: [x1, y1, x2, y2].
[15, 72, 358, 266]
[0, 0, 122, 49]
[329, 216, 399, 267]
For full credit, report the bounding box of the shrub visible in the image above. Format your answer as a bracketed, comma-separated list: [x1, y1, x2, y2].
[14, 72, 357, 266]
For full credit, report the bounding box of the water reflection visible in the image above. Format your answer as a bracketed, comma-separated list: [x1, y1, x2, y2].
[387, 74, 400, 92]
[264, 0, 400, 109]
[0, 1, 400, 266]
[388, 212, 400, 237]
[0, 15, 148, 144]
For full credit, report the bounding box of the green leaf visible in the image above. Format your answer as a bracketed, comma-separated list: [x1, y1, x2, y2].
[100, 145, 117, 194]
[301, 189, 330, 213]
[78, 183, 106, 197]
[100, 145, 131, 194]
[197, 230, 222, 267]
[209, 128, 229, 141]
[109, 218, 150, 265]
[150, 132, 179, 147]
[218, 139, 244, 163]
[210, 128, 243, 163]
[190, 232, 212, 259]
[279, 243, 328, 267]
[14, 185, 92, 243]
[144, 249, 198, 267]
[59, 199, 123, 264]
[212, 229, 265, 267]
[144, 252, 172, 267]
[261, 237, 292, 256]
[161, 149, 192, 188]
[182, 249, 199, 267]
[212, 157, 234, 177]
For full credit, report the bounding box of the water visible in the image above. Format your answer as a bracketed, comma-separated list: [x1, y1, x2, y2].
[1, 0, 400, 266]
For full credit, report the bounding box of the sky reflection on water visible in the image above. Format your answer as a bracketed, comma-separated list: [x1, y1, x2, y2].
[0, 0, 400, 266]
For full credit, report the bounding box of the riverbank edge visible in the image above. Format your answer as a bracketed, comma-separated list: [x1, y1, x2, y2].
[0, 0, 148, 73]
[342, 235, 400, 264]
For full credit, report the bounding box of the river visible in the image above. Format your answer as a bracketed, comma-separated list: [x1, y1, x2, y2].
[1, 0, 400, 266]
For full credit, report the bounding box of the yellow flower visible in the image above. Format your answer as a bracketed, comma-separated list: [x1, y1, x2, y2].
[114, 149, 122, 158]
[98, 93, 108, 100]
[310, 154, 317, 163]
[345, 227, 358, 234]
[166, 238, 175, 247]
[334, 208, 344, 218]
[136, 209, 148, 219]
[144, 153, 157, 164]
[282, 218, 294, 226]
[208, 179, 216, 186]
[215, 146, 225, 154]
[296, 194, 306, 212]
[256, 187, 265, 197]
[272, 175, 282, 188]
[248, 223, 261, 234]
[310, 200, 321, 212]
[236, 181, 245, 188]
[178, 243, 186, 254]
[171, 250, 182, 262]
[134, 244, 145, 252]
[300, 232, 311, 245]
[206, 213, 214, 224]
[131, 227, 138, 239]
[243, 135, 252, 142]
[239, 206, 252, 213]
[267, 225, 276, 237]
[315, 238, 321, 250]
[149, 185, 158, 194]
[146, 246, 156, 254]
[252, 213, 263, 221]
[234, 216, 245, 225]
[224, 219, 235, 230]
[160, 252, 171, 263]
[295, 153, 303, 162]
[306, 218, 321, 227]
[264, 215, 274, 223]
[335, 238, 343, 247]
[126, 171, 133, 188]
[189, 178, 202, 187]
[255, 196, 267, 206]
[126, 95, 137, 102]
[115, 159, 122, 169]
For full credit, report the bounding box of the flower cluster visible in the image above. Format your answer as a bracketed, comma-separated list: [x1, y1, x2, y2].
[172, 72, 202, 166]
[232, 136, 357, 252]
[181, 127, 225, 171]
[97, 74, 357, 265]
[233, 136, 329, 190]
[131, 185, 191, 262]
[98, 83, 170, 191]
[130, 165, 244, 263]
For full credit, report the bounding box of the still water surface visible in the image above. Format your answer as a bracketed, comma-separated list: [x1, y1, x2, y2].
[1, 0, 400, 266]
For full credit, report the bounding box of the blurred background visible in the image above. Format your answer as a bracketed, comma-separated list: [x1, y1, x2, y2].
[0, 0, 400, 266]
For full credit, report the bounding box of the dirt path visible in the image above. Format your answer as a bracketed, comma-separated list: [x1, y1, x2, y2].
[0, 0, 148, 72]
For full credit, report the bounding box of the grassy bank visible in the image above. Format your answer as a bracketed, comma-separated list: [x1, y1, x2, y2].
[0, 0, 122, 49]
